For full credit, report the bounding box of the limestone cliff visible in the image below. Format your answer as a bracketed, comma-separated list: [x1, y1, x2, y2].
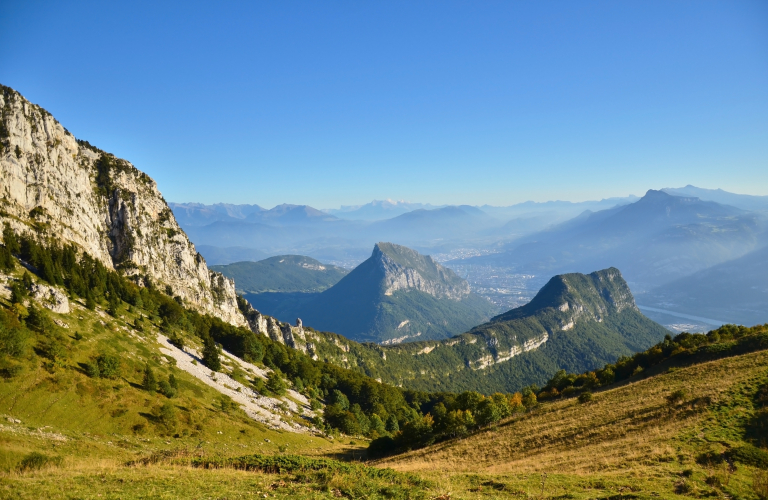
[0, 85, 245, 327]
[374, 242, 470, 300]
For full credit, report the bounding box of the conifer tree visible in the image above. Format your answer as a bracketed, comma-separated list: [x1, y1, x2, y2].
[201, 335, 221, 372]
[142, 363, 157, 392]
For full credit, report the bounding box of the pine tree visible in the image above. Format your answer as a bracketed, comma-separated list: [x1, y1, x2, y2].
[2, 224, 19, 255]
[142, 363, 157, 392]
[201, 336, 221, 372]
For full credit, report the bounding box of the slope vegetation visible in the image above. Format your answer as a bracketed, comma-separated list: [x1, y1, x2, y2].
[378, 326, 768, 499]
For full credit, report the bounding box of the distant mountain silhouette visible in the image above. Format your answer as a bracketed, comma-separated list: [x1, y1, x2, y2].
[663, 185, 768, 212]
[460, 190, 767, 290]
[638, 245, 768, 326]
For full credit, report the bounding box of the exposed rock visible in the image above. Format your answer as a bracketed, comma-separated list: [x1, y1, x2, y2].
[374, 243, 470, 300]
[30, 283, 69, 313]
[0, 85, 245, 327]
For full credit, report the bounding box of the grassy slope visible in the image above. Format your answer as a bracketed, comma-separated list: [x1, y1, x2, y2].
[211, 255, 349, 294]
[0, 267, 362, 478]
[376, 348, 768, 499]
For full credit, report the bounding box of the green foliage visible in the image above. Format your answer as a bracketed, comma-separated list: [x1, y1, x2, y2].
[16, 452, 61, 472]
[211, 256, 348, 294]
[0, 245, 13, 271]
[96, 353, 120, 379]
[0, 308, 29, 357]
[539, 323, 768, 402]
[201, 336, 221, 372]
[578, 391, 593, 404]
[728, 444, 768, 469]
[158, 380, 176, 398]
[10, 281, 27, 304]
[217, 394, 238, 413]
[85, 361, 100, 378]
[142, 363, 157, 392]
[2, 224, 19, 255]
[266, 371, 287, 396]
[155, 401, 178, 432]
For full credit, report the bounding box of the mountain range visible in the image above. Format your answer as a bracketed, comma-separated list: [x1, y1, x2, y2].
[459, 189, 768, 292]
[280, 267, 669, 393]
[245, 243, 498, 344]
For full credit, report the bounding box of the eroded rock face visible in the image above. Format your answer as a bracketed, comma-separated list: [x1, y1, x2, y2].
[374, 243, 471, 300]
[0, 85, 245, 327]
[30, 283, 69, 314]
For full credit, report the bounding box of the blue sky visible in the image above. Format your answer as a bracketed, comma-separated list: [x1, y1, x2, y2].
[1, 1, 766, 208]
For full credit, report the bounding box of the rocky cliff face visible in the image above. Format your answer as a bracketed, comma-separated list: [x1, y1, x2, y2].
[0, 85, 245, 327]
[374, 242, 470, 300]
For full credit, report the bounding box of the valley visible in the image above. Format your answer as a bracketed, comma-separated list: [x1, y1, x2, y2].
[1, 81, 767, 500]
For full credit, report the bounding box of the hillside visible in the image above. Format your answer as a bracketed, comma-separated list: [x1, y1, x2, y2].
[212, 255, 349, 294]
[263, 243, 497, 344]
[259, 267, 668, 394]
[376, 325, 768, 499]
[0, 85, 244, 327]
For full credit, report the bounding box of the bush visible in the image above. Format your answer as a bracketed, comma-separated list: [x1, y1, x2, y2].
[667, 389, 687, 405]
[17, 451, 61, 472]
[96, 354, 120, 379]
[156, 402, 178, 432]
[85, 361, 100, 378]
[158, 380, 177, 398]
[0, 312, 29, 357]
[729, 444, 768, 469]
[266, 371, 287, 396]
[578, 392, 593, 404]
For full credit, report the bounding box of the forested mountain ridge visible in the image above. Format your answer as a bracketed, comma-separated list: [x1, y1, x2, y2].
[256, 243, 497, 344]
[212, 255, 349, 294]
[0, 85, 245, 327]
[253, 267, 669, 394]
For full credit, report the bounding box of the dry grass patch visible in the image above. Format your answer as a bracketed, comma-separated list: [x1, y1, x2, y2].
[380, 350, 768, 476]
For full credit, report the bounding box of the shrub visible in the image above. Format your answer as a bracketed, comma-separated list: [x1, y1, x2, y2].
[266, 371, 287, 396]
[158, 380, 176, 398]
[0, 313, 29, 357]
[156, 402, 178, 432]
[667, 389, 687, 405]
[85, 361, 100, 378]
[729, 444, 768, 469]
[96, 354, 120, 379]
[578, 392, 593, 404]
[17, 452, 61, 472]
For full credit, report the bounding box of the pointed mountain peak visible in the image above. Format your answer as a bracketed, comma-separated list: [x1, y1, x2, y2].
[370, 242, 469, 299]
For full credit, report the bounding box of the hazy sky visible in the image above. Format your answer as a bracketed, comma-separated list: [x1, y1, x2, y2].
[1, 1, 767, 208]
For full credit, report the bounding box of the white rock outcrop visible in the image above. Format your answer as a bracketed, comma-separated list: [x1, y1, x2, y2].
[30, 283, 69, 314]
[0, 85, 245, 327]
